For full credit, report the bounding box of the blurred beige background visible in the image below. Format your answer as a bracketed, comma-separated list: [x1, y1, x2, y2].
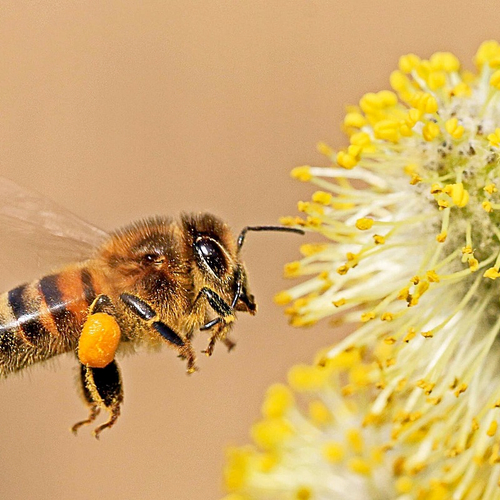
[0, 2, 499, 499]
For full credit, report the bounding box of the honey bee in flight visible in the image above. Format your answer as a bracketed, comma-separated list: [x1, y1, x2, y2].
[0, 178, 303, 437]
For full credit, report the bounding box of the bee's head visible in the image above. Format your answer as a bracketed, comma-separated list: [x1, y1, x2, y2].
[181, 213, 255, 314]
[182, 213, 304, 315]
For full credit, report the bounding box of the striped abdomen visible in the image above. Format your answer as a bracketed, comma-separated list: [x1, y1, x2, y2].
[0, 264, 101, 377]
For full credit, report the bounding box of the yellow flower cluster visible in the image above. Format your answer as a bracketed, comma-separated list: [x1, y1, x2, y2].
[225, 41, 500, 499]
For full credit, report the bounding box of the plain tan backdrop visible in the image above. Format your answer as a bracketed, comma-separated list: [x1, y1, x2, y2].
[0, 2, 499, 499]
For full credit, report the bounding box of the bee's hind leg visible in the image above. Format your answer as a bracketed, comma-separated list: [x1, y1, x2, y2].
[73, 360, 123, 439]
[72, 363, 101, 434]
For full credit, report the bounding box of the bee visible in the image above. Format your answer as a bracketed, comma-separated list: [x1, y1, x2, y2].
[0, 178, 303, 437]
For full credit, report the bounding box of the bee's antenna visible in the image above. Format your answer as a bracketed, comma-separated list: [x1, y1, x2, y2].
[237, 225, 305, 251]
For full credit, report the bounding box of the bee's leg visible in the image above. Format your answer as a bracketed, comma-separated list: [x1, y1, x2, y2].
[119, 293, 197, 373]
[194, 288, 236, 356]
[72, 363, 101, 434]
[78, 360, 123, 439]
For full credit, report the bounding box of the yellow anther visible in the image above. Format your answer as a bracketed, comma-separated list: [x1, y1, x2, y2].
[475, 40, 500, 67]
[426, 270, 440, 282]
[421, 331, 434, 339]
[399, 53, 421, 74]
[347, 428, 364, 453]
[378, 90, 398, 106]
[358, 92, 378, 113]
[395, 379, 407, 392]
[430, 183, 443, 194]
[350, 132, 371, 147]
[409, 173, 422, 185]
[485, 183, 498, 194]
[355, 218, 374, 230]
[346, 252, 357, 261]
[336, 150, 358, 169]
[427, 70, 446, 90]
[446, 182, 469, 207]
[291, 165, 312, 181]
[487, 420, 498, 437]
[406, 108, 422, 126]
[262, 384, 294, 418]
[284, 261, 301, 277]
[437, 199, 449, 209]
[430, 52, 460, 72]
[348, 458, 371, 475]
[462, 245, 473, 254]
[347, 145, 362, 159]
[373, 119, 400, 142]
[312, 191, 333, 205]
[444, 117, 465, 139]
[454, 383, 468, 397]
[410, 92, 438, 114]
[381, 312, 394, 322]
[483, 200, 493, 212]
[491, 70, 500, 90]
[415, 280, 429, 296]
[373, 234, 385, 245]
[436, 231, 447, 242]
[344, 112, 367, 129]
[306, 216, 322, 227]
[427, 396, 442, 405]
[337, 265, 349, 275]
[469, 258, 479, 272]
[317, 142, 334, 157]
[404, 328, 416, 342]
[396, 477, 413, 494]
[327, 348, 361, 369]
[251, 418, 294, 450]
[411, 276, 420, 285]
[350, 364, 371, 386]
[398, 286, 410, 300]
[332, 298, 346, 307]
[384, 336, 396, 344]
[450, 82, 471, 97]
[404, 163, 417, 175]
[297, 201, 310, 212]
[472, 418, 480, 431]
[274, 291, 292, 305]
[484, 267, 500, 280]
[490, 56, 500, 68]
[487, 128, 500, 147]
[300, 243, 327, 257]
[422, 121, 440, 141]
[360, 311, 376, 322]
[279, 215, 303, 227]
[288, 364, 328, 391]
[323, 442, 344, 462]
[309, 400, 332, 425]
[390, 70, 410, 92]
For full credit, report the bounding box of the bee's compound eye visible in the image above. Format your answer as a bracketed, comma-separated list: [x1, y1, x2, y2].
[194, 237, 227, 277]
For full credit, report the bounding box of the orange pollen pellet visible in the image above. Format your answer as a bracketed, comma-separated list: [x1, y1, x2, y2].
[78, 313, 121, 368]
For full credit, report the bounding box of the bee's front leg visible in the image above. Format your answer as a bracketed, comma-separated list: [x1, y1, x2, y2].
[119, 293, 197, 373]
[73, 361, 123, 439]
[196, 288, 236, 356]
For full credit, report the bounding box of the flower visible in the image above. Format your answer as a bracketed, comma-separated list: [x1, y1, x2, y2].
[223, 348, 500, 499]
[225, 41, 500, 498]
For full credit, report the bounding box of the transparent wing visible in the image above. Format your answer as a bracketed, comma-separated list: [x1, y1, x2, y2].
[0, 177, 108, 290]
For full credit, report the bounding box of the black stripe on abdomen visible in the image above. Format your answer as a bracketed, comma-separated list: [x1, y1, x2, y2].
[8, 283, 50, 345]
[39, 275, 77, 334]
[80, 268, 97, 306]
